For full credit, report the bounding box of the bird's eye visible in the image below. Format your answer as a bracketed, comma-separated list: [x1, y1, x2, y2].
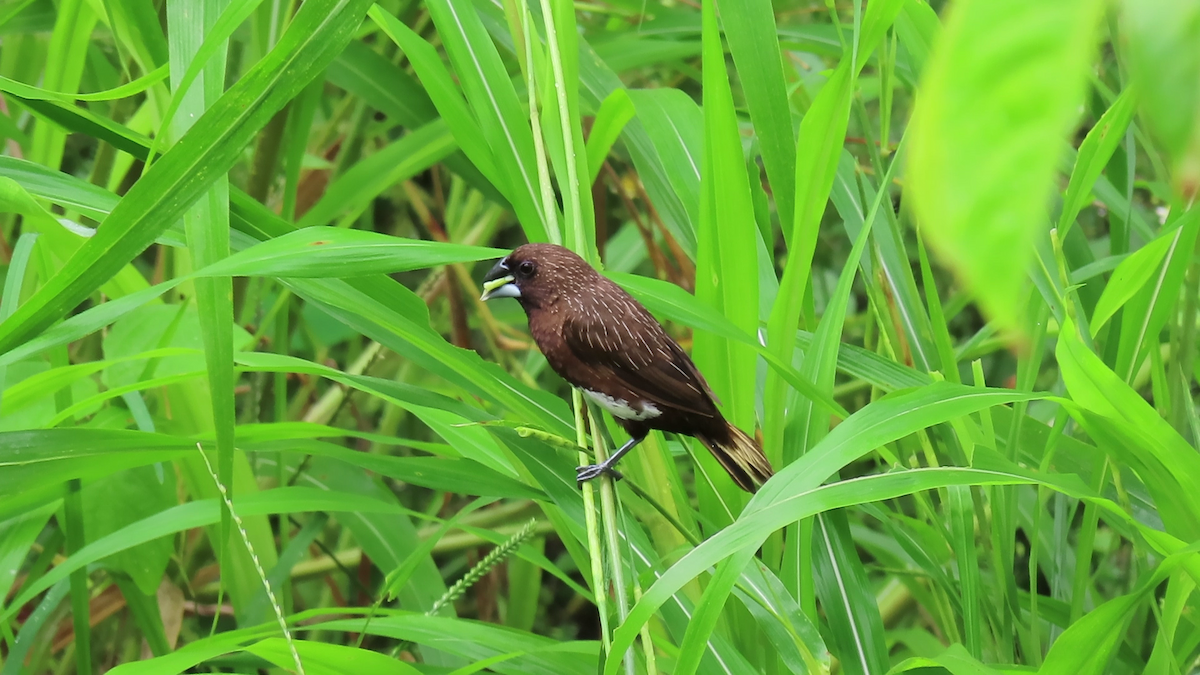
[517, 260, 536, 278]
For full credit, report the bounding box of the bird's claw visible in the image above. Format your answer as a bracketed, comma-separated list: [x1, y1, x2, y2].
[576, 463, 623, 485]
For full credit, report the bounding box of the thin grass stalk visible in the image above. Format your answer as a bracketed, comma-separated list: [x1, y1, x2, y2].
[63, 478, 90, 675]
[518, 0, 623, 662]
[197, 443, 303, 674]
[574, 390, 613, 652]
[589, 406, 636, 675]
[536, 0, 585, 254]
[518, 3, 561, 246]
[50, 336, 91, 675]
[274, 292, 290, 611]
[619, 481, 659, 675]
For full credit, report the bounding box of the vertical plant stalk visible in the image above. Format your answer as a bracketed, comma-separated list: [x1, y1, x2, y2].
[588, 407, 636, 675]
[63, 479, 91, 675]
[519, 3, 561, 246]
[536, 0, 585, 253]
[517, 0, 624, 663]
[573, 390, 613, 652]
[197, 444, 304, 675]
[48, 279, 90, 675]
[168, 0, 239, 619]
[274, 291, 291, 609]
[620, 481, 660, 675]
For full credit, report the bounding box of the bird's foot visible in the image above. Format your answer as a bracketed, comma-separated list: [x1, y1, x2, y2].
[576, 462, 623, 485]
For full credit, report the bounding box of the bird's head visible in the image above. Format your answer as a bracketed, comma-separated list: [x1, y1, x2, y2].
[480, 243, 594, 310]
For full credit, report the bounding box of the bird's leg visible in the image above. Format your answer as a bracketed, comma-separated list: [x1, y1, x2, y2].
[576, 436, 642, 485]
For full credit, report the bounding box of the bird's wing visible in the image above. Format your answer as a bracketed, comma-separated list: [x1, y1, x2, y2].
[562, 290, 717, 417]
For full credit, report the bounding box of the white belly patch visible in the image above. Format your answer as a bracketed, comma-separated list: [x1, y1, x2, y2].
[583, 389, 662, 421]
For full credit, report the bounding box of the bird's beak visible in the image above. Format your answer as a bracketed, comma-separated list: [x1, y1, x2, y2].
[480, 258, 520, 301]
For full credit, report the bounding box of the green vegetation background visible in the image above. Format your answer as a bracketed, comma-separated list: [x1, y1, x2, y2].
[1, 0, 1198, 673]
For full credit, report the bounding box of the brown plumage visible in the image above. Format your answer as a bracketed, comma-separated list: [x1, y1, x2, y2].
[480, 243, 774, 492]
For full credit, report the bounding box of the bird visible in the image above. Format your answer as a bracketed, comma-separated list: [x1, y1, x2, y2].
[479, 243, 774, 492]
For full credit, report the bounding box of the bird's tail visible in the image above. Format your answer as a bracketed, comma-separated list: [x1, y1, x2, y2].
[697, 423, 774, 493]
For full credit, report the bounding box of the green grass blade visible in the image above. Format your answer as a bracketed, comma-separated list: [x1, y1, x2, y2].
[585, 89, 634, 186]
[0, 0, 377, 355]
[692, 0, 760, 502]
[416, 0, 551, 243]
[1113, 209, 1200, 382]
[605, 383, 1038, 671]
[167, 0, 242, 623]
[717, 0, 794, 247]
[1057, 87, 1137, 237]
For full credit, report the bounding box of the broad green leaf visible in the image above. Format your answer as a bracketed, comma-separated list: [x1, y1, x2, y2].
[80, 465, 176, 595]
[1057, 317, 1200, 540]
[908, 0, 1104, 333]
[626, 88, 702, 250]
[1123, 0, 1200, 198]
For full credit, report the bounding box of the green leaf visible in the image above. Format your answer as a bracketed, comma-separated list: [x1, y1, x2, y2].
[368, 6, 501, 187]
[245, 639, 424, 675]
[1039, 545, 1198, 675]
[585, 88, 634, 186]
[1090, 226, 1176, 334]
[1123, 0, 1200, 198]
[320, 614, 600, 675]
[0, 63, 167, 102]
[716, 0, 795, 246]
[201, 227, 506, 278]
[1113, 207, 1200, 381]
[0, 487, 410, 623]
[626, 88, 702, 254]
[1058, 87, 1138, 236]
[80, 465, 176, 595]
[908, 0, 1104, 333]
[151, 0, 270, 163]
[693, 0, 760, 463]
[327, 39, 436, 127]
[1057, 316, 1200, 540]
